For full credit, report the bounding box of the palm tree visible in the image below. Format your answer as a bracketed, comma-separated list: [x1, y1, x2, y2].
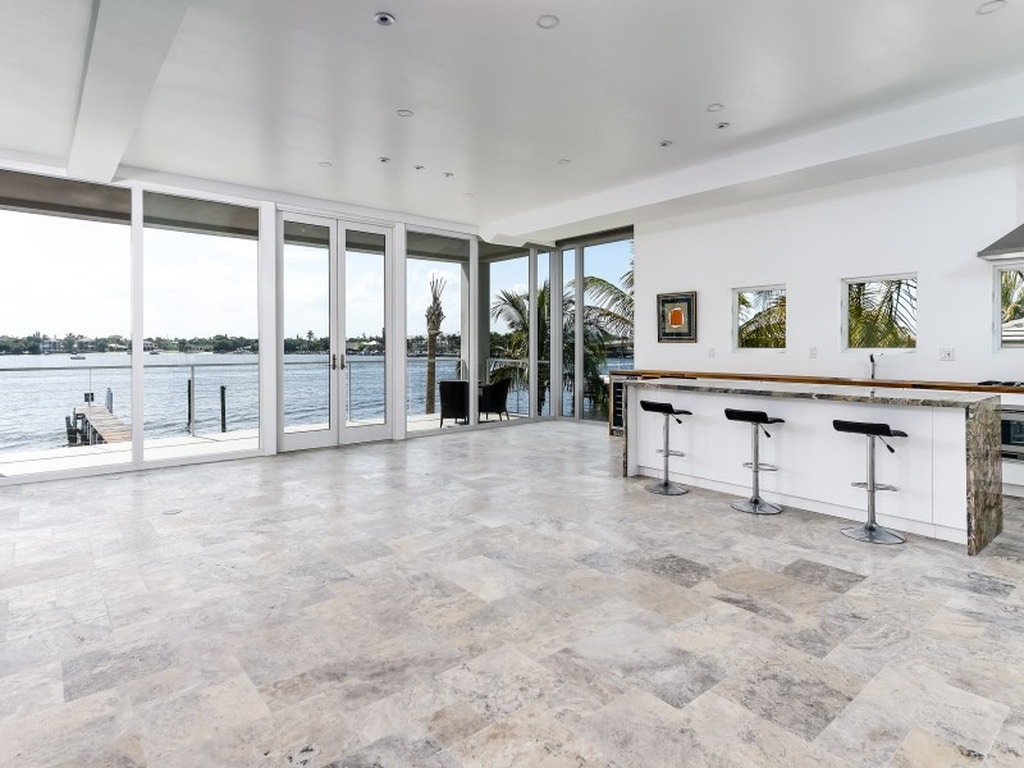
[1001, 269, 1024, 323]
[490, 285, 548, 414]
[847, 278, 917, 348]
[424, 276, 446, 414]
[490, 281, 612, 416]
[737, 289, 787, 348]
[582, 258, 633, 340]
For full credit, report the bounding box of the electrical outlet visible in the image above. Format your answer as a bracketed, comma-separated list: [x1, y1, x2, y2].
[808, 346, 817, 359]
[708, 347, 715, 359]
[939, 347, 955, 361]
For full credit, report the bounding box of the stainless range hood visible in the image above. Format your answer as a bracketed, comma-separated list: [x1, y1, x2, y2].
[978, 222, 1024, 262]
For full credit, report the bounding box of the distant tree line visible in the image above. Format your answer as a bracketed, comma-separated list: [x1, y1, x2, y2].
[0, 332, 262, 355]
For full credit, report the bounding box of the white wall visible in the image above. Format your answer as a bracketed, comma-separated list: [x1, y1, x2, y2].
[635, 148, 1024, 383]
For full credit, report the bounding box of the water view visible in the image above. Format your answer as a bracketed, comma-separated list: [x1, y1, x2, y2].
[0, 353, 634, 453]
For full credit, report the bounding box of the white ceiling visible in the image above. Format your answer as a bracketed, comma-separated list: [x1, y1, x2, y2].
[1, 0, 1023, 243]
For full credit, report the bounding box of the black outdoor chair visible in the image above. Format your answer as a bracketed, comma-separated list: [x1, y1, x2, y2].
[439, 380, 469, 427]
[479, 378, 511, 421]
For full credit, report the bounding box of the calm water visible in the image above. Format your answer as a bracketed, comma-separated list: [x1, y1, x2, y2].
[0, 352, 632, 453]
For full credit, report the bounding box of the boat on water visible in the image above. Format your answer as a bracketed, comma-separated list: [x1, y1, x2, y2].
[70, 354, 86, 360]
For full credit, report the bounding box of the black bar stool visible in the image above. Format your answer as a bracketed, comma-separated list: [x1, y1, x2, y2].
[724, 408, 785, 514]
[640, 400, 692, 495]
[833, 419, 907, 545]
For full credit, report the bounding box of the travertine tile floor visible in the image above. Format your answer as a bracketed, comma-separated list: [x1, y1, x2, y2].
[1, 420, 1024, 767]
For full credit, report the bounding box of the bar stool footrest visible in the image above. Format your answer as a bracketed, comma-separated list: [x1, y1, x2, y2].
[645, 480, 688, 496]
[850, 481, 898, 491]
[730, 497, 782, 515]
[840, 523, 905, 545]
[742, 462, 778, 471]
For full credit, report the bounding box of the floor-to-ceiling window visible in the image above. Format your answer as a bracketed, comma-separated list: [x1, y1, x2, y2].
[581, 237, 634, 421]
[406, 230, 471, 432]
[0, 171, 132, 477]
[0, 165, 630, 483]
[561, 247, 577, 418]
[558, 229, 634, 423]
[481, 242, 529, 420]
[281, 219, 331, 434]
[142, 192, 260, 460]
[536, 250, 552, 418]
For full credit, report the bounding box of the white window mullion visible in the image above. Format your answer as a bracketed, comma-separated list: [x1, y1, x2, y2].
[258, 202, 277, 455]
[389, 223, 405, 440]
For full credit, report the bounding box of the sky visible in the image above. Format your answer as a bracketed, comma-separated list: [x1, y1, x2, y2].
[0, 208, 632, 341]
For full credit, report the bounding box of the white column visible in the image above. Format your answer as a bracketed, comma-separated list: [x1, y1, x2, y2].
[390, 222, 407, 440]
[257, 201, 277, 455]
[130, 186, 144, 465]
[468, 237, 480, 424]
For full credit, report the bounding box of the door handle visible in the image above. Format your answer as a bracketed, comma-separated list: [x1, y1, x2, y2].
[338, 354, 346, 370]
[331, 354, 337, 370]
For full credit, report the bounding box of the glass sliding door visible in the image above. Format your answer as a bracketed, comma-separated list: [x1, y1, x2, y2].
[281, 217, 333, 443]
[343, 228, 387, 434]
[279, 213, 391, 450]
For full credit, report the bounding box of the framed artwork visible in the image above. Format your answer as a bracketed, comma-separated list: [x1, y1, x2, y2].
[657, 291, 697, 343]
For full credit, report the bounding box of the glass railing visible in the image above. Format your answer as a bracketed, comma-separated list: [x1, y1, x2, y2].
[0, 354, 262, 457]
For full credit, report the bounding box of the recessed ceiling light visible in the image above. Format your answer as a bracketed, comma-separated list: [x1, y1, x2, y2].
[396, 109, 414, 118]
[706, 103, 725, 112]
[659, 140, 673, 149]
[317, 160, 333, 168]
[976, 0, 1007, 13]
[557, 158, 572, 165]
[715, 121, 731, 130]
[443, 171, 454, 178]
[463, 193, 474, 198]
[374, 11, 396, 25]
[379, 156, 391, 163]
[536, 14, 560, 29]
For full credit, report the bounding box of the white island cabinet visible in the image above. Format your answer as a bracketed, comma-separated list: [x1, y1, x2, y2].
[623, 378, 1002, 554]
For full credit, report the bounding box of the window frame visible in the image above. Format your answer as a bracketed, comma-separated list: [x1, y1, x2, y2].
[841, 272, 918, 352]
[994, 262, 1024, 349]
[732, 283, 787, 351]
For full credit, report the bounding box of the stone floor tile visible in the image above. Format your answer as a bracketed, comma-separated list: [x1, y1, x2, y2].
[0, 422, 1021, 766]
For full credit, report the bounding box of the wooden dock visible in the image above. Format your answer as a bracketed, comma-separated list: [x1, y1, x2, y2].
[73, 403, 131, 445]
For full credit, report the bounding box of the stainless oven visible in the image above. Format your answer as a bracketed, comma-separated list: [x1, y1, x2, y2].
[1002, 407, 1024, 461]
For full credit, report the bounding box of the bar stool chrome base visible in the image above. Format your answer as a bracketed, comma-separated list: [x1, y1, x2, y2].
[640, 400, 692, 497]
[833, 419, 908, 547]
[646, 479, 689, 496]
[724, 408, 785, 516]
[840, 522, 905, 545]
[730, 498, 781, 515]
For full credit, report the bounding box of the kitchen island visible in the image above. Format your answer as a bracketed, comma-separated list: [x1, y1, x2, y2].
[623, 377, 1002, 554]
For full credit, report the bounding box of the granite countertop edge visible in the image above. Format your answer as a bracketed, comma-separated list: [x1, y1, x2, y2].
[626, 377, 999, 409]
